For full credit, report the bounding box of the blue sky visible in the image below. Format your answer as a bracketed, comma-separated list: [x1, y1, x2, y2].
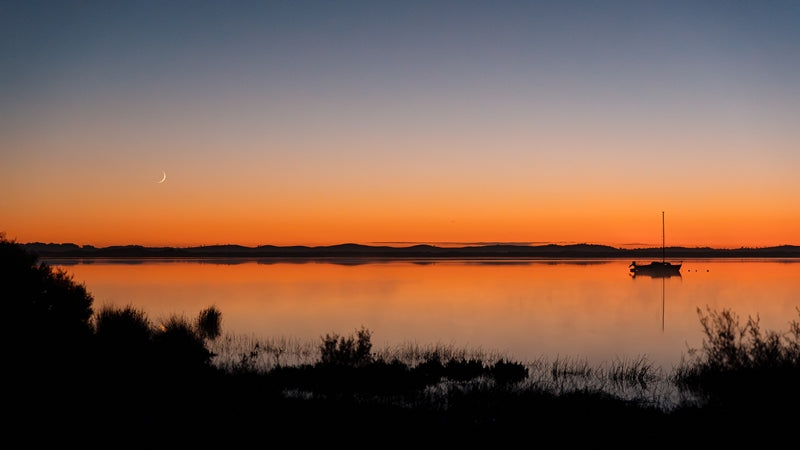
[2, 1, 798, 247]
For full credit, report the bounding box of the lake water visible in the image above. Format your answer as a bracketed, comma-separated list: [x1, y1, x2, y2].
[49, 258, 800, 371]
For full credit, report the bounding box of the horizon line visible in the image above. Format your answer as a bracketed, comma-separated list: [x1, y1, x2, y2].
[18, 240, 800, 251]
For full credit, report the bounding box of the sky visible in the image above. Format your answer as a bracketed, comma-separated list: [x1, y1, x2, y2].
[1, 0, 798, 249]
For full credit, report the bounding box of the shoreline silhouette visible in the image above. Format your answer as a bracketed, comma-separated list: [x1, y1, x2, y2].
[20, 242, 800, 259]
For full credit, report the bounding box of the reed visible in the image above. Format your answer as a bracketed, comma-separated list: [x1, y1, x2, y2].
[209, 333, 319, 372]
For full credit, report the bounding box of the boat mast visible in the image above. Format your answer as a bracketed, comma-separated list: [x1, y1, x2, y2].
[661, 211, 665, 263]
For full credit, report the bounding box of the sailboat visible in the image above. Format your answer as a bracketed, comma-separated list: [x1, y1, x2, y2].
[629, 211, 681, 277]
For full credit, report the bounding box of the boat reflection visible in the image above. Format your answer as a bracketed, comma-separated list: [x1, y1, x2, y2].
[661, 277, 665, 331]
[631, 270, 678, 332]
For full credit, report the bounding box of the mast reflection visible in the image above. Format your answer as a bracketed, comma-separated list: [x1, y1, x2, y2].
[630, 271, 680, 331]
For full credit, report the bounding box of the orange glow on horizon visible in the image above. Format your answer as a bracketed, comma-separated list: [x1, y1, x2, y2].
[5, 221, 797, 250]
[2, 164, 797, 249]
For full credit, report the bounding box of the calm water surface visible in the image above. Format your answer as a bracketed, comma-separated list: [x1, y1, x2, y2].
[50, 258, 800, 370]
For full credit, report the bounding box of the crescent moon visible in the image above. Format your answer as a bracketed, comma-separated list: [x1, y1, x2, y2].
[157, 170, 166, 184]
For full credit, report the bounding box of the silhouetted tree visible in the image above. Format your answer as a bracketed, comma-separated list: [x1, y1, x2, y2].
[1, 236, 94, 375]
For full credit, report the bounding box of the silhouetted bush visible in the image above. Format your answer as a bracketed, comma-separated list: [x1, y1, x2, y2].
[153, 314, 216, 374]
[90, 304, 217, 378]
[319, 326, 373, 367]
[94, 304, 152, 343]
[93, 304, 154, 372]
[414, 351, 446, 380]
[1, 236, 94, 374]
[490, 359, 529, 385]
[196, 305, 222, 341]
[444, 357, 485, 381]
[674, 306, 800, 413]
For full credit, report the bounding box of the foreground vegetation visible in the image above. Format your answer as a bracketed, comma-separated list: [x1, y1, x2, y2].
[3, 236, 799, 447]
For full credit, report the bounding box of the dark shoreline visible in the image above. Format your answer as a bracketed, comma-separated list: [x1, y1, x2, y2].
[22, 242, 800, 259]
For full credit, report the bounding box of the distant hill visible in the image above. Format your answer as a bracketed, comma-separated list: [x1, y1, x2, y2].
[20, 242, 800, 259]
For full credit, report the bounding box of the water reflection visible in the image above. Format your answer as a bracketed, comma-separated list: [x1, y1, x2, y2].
[47, 258, 800, 370]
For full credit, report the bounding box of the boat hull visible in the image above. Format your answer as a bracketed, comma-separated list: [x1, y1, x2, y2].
[629, 261, 682, 277]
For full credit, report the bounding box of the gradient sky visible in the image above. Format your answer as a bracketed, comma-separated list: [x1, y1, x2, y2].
[2, 1, 798, 248]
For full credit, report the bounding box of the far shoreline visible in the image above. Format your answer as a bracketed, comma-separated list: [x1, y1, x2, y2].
[21, 242, 800, 260]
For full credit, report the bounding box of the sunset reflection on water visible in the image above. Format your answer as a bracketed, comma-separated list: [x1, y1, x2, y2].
[51, 258, 800, 370]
